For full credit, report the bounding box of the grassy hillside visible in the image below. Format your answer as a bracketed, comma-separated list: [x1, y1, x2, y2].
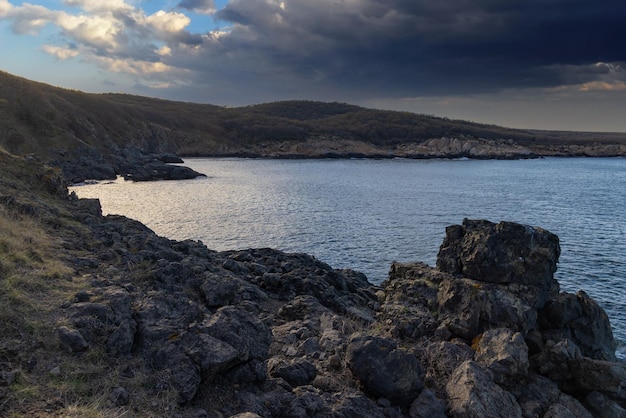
[3, 70, 626, 164]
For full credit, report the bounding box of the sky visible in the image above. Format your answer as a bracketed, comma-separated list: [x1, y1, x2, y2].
[1, 0, 626, 132]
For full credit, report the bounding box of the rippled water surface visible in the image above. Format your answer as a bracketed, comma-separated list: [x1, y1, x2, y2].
[71, 157, 626, 359]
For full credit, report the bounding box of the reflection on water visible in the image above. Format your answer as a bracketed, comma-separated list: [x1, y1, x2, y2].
[71, 157, 626, 360]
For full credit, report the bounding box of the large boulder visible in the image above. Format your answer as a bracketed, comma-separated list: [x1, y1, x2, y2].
[475, 327, 530, 385]
[538, 290, 617, 361]
[346, 335, 424, 406]
[437, 219, 560, 308]
[446, 360, 523, 418]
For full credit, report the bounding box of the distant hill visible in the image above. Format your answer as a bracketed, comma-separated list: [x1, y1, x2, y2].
[1, 70, 625, 180]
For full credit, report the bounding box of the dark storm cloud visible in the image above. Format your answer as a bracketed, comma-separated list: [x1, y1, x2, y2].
[202, 0, 626, 98]
[177, 0, 216, 14]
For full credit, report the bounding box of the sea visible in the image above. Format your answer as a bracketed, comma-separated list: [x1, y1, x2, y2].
[71, 157, 626, 360]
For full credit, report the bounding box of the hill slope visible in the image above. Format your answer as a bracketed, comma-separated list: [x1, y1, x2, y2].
[1, 70, 626, 182]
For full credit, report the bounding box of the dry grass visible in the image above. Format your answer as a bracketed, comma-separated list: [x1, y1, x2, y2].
[0, 149, 188, 417]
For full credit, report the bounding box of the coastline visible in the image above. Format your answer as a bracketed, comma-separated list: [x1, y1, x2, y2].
[1, 150, 624, 416]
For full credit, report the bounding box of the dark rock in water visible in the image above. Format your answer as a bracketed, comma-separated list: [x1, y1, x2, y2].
[122, 160, 205, 181]
[437, 219, 560, 307]
[54, 145, 204, 183]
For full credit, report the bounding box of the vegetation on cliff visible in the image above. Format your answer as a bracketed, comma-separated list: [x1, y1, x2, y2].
[2, 70, 626, 183]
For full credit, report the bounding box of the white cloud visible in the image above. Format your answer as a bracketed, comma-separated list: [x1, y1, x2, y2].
[41, 44, 80, 60]
[0, 0, 13, 17]
[63, 0, 132, 13]
[144, 10, 191, 34]
[91, 55, 181, 75]
[55, 13, 122, 51]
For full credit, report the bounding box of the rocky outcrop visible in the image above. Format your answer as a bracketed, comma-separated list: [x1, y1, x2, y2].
[53, 146, 205, 183]
[395, 137, 538, 159]
[215, 136, 540, 160]
[54, 204, 625, 417]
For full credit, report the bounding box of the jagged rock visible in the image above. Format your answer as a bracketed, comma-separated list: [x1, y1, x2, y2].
[437, 276, 537, 339]
[508, 373, 580, 418]
[475, 327, 529, 385]
[330, 392, 388, 418]
[204, 305, 272, 362]
[181, 332, 239, 377]
[437, 219, 560, 307]
[346, 335, 424, 406]
[539, 290, 617, 361]
[50, 207, 626, 417]
[153, 343, 202, 404]
[268, 359, 317, 387]
[446, 360, 523, 418]
[409, 388, 447, 418]
[585, 391, 626, 418]
[422, 340, 474, 391]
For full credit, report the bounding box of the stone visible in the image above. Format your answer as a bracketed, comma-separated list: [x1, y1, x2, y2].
[268, 359, 317, 387]
[57, 326, 89, 353]
[475, 327, 529, 384]
[346, 335, 424, 406]
[436, 219, 560, 307]
[539, 290, 617, 361]
[204, 306, 272, 362]
[446, 360, 523, 418]
[409, 388, 447, 418]
[585, 391, 626, 418]
[109, 386, 129, 406]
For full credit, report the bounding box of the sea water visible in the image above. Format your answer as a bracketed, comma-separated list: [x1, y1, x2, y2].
[71, 157, 626, 360]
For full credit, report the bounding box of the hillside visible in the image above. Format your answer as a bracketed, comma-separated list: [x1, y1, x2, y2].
[1, 70, 626, 182]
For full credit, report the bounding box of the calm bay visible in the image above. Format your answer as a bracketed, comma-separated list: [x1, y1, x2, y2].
[71, 157, 626, 359]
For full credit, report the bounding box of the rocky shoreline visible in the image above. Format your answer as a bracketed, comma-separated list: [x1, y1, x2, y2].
[51, 137, 626, 184]
[52, 146, 206, 184]
[54, 193, 626, 417]
[1, 150, 623, 416]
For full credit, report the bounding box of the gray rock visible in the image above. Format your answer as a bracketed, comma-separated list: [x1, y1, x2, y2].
[437, 277, 537, 339]
[539, 290, 617, 361]
[268, 359, 317, 387]
[346, 335, 423, 406]
[57, 326, 89, 353]
[182, 332, 239, 376]
[475, 328, 529, 384]
[585, 391, 626, 418]
[436, 219, 560, 307]
[330, 391, 387, 418]
[409, 388, 447, 418]
[204, 305, 272, 362]
[109, 386, 129, 406]
[446, 360, 523, 418]
[153, 343, 201, 404]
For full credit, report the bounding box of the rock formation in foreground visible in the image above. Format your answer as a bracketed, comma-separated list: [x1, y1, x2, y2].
[47, 200, 625, 418]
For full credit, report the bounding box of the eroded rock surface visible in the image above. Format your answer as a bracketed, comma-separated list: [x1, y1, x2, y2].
[57, 209, 625, 417]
